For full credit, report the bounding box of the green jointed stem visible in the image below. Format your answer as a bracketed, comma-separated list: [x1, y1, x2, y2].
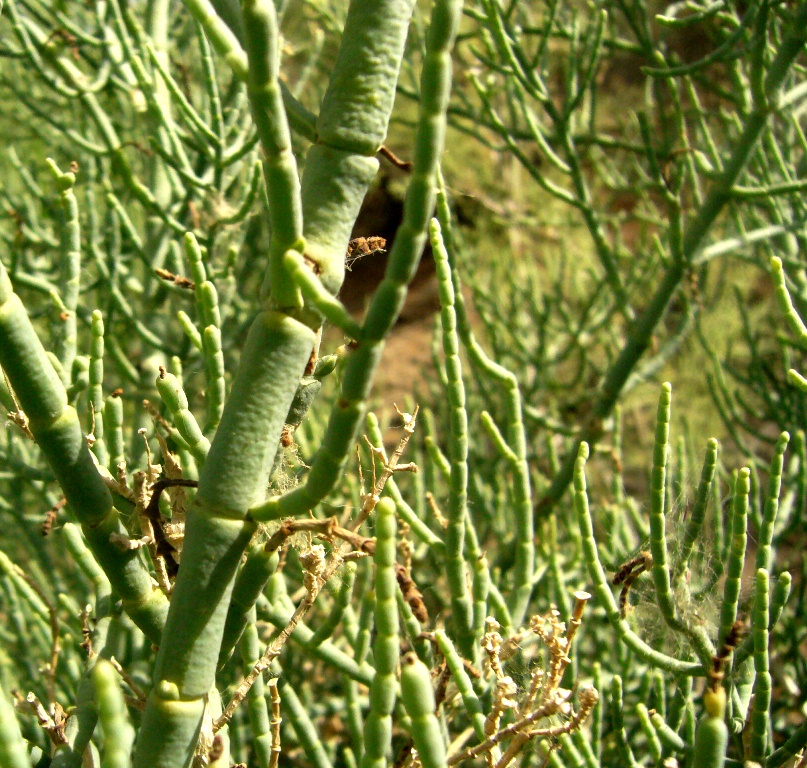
[238, 613, 273, 768]
[718, 468, 750, 650]
[396, 588, 429, 664]
[202, 325, 226, 433]
[251, 0, 464, 522]
[734, 571, 790, 670]
[177, 310, 203, 350]
[309, 560, 357, 647]
[156, 369, 211, 466]
[435, 172, 533, 625]
[569, 730, 599, 768]
[771, 257, 807, 346]
[360, 497, 399, 768]
[591, 662, 603, 760]
[574, 443, 700, 675]
[282, 250, 362, 339]
[215, 160, 262, 225]
[277, 665, 335, 768]
[434, 630, 486, 741]
[184, 233, 226, 432]
[93, 659, 135, 768]
[181, 0, 316, 141]
[636, 703, 663, 765]
[647, 385, 714, 663]
[218, 547, 279, 669]
[242, 0, 304, 309]
[47, 159, 80, 386]
[186, 235, 217, 323]
[67, 355, 89, 403]
[650, 711, 690, 755]
[354, 587, 375, 665]
[179, 0, 249, 79]
[61, 523, 112, 615]
[676, 438, 719, 582]
[105, 393, 125, 473]
[258, 598, 374, 686]
[400, 653, 448, 768]
[133, 312, 314, 768]
[648, 384, 677, 624]
[0, 262, 168, 644]
[750, 568, 772, 762]
[757, 432, 789, 573]
[470, 553, 490, 658]
[767, 719, 807, 767]
[346, 678, 365, 762]
[88, 310, 108, 468]
[365, 413, 445, 553]
[610, 676, 641, 768]
[430, 218, 473, 656]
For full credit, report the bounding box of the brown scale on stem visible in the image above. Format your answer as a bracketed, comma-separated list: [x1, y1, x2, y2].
[708, 620, 745, 691]
[396, 563, 429, 624]
[612, 550, 652, 617]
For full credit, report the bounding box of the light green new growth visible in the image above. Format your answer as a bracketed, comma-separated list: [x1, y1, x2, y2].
[156, 368, 211, 466]
[692, 687, 728, 768]
[400, 653, 448, 768]
[93, 659, 135, 768]
[0, 682, 29, 768]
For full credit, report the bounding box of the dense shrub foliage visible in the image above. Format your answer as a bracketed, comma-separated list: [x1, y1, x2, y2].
[0, 1, 806, 767]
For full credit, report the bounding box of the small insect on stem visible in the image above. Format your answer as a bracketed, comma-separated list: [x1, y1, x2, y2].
[345, 236, 386, 271]
[378, 144, 413, 171]
[155, 268, 195, 290]
[42, 497, 67, 536]
[612, 551, 652, 617]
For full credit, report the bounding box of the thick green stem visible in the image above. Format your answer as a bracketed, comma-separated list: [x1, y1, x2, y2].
[132, 312, 315, 768]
